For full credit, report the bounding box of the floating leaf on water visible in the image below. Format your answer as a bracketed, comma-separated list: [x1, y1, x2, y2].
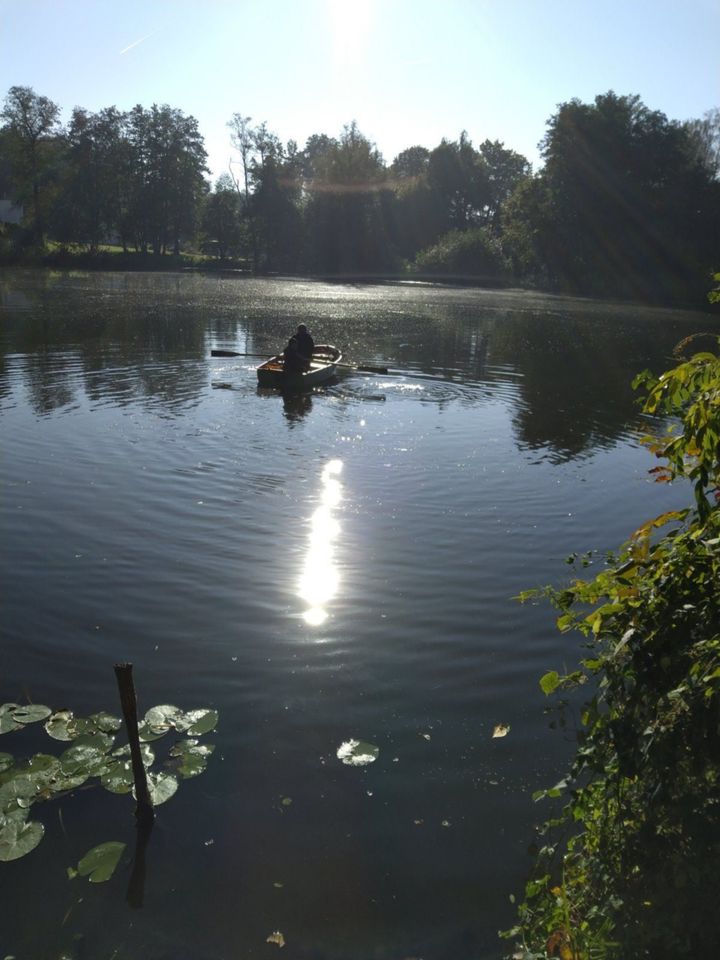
[12, 705, 52, 726]
[168, 739, 214, 778]
[44, 710, 75, 741]
[135, 772, 178, 806]
[266, 931, 285, 948]
[336, 739, 379, 766]
[137, 721, 168, 743]
[0, 753, 14, 774]
[1, 800, 29, 827]
[112, 742, 155, 766]
[0, 775, 39, 810]
[281, 796, 292, 806]
[100, 761, 134, 794]
[144, 705, 182, 735]
[87, 712, 121, 734]
[492, 724, 510, 739]
[59, 735, 114, 777]
[0, 704, 22, 735]
[48, 772, 89, 794]
[75, 841, 126, 883]
[182, 708, 219, 736]
[0, 818, 44, 861]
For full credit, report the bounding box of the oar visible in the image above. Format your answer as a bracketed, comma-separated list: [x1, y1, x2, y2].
[211, 349, 269, 358]
[210, 348, 389, 375]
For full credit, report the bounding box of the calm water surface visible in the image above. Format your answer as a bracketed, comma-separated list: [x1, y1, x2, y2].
[0, 271, 713, 959]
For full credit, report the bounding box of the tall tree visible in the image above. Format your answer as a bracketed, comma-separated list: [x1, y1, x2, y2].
[227, 113, 258, 271]
[1, 85, 61, 243]
[52, 106, 126, 250]
[302, 122, 393, 273]
[504, 92, 720, 300]
[201, 173, 242, 259]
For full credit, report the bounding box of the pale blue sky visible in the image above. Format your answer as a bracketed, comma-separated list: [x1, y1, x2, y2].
[1, 0, 718, 181]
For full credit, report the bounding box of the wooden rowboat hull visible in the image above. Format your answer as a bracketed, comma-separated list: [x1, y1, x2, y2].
[256, 344, 341, 389]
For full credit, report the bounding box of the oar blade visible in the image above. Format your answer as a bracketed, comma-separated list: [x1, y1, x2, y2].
[211, 349, 241, 357]
[355, 364, 389, 375]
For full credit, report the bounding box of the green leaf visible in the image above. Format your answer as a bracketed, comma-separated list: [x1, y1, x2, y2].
[0, 753, 13, 774]
[100, 760, 134, 794]
[12, 705, 52, 725]
[44, 710, 75, 741]
[135, 772, 178, 806]
[144, 705, 182, 734]
[0, 706, 22, 735]
[184, 709, 218, 736]
[0, 775, 39, 810]
[539, 671, 561, 695]
[87, 712, 121, 734]
[0, 818, 44, 861]
[76, 841, 126, 883]
[168, 739, 215, 779]
[336, 739, 379, 766]
[59, 735, 114, 777]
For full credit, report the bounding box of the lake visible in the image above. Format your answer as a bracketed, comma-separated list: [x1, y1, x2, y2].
[0, 270, 712, 959]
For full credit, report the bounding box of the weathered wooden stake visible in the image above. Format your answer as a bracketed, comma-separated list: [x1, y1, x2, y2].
[114, 662, 154, 826]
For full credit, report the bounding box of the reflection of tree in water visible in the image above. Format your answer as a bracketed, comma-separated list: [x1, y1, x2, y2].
[493, 310, 702, 461]
[2, 272, 210, 417]
[21, 352, 79, 415]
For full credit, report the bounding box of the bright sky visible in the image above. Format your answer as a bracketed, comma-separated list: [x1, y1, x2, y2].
[2, 0, 718, 181]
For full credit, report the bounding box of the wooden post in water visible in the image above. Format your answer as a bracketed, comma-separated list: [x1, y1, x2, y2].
[114, 663, 154, 826]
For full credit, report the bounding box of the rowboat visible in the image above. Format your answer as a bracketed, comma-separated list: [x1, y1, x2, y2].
[256, 343, 342, 389]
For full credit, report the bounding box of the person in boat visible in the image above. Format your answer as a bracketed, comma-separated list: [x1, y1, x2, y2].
[295, 324, 314, 363]
[282, 335, 306, 374]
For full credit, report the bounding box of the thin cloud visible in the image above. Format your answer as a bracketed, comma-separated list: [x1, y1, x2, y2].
[119, 32, 155, 56]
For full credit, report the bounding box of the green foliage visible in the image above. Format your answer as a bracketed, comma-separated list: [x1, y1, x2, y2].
[505, 338, 720, 958]
[0, 701, 218, 863]
[413, 227, 508, 278]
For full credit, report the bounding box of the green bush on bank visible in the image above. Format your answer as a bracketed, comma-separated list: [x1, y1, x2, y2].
[505, 327, 720, 958]
[412, 227, 509, 281]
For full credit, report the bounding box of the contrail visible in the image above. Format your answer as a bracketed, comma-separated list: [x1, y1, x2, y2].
[119, 32, 154, 55]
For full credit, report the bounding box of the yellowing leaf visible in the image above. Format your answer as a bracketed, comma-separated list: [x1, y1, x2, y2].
[492, 723, 510, 738]
[266, 931, 285, 948]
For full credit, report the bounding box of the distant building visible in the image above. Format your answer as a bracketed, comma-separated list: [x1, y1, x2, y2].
[0, 196, 23, 225]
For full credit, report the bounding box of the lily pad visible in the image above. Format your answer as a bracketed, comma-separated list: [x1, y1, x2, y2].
[134, 771, 178, 806]
[0, 704, 22, 736]
[75, 841, 126, 883]
[100, 760, 134, 794]
[87, 712, 121, 734]
[112, 742, 155, 766]
[178, 708, 219, 736]
[59, 735, 114, 777]
[0, 753, 13, 774]
[144, 705, 183, 735]
[0, 775, 40, 810]
[168, 739, 214, 779]
[336, 739, 380, 767]
[137, 721, 168, 743]
[12, 705, 52, 725]
[0, 818, 44, 861]
[44, 710, 75, 741]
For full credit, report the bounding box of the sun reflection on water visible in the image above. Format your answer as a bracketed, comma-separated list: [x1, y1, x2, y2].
[299, 459, 343, 626]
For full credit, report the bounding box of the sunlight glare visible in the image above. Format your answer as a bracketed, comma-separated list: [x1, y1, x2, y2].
[299, 460, 344, 626]
[326, 0, 375, 67]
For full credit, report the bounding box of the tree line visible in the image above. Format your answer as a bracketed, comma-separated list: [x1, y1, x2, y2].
[1, 85, 718, 303]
